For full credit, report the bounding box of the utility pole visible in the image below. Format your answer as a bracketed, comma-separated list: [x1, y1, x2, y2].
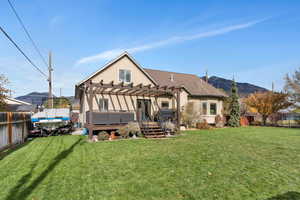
[272, 82, 275, 92]
[48, 51, 53, 108]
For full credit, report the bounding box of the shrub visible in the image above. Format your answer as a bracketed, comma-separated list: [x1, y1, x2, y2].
[182, 102, 201, 128]
[137, 131, 144, 137]
[98, 131, 109, 141]
[117, 126, 129, 138]
[215, 115, 224, 128]
[117, 122, 141, 138]
[162, 121, 176, 132]
[127, 122, 140, 136]
[196, 119, 210, 129]
[240, 117, 249, 126]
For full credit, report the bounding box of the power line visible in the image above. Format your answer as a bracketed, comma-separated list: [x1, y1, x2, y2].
[7, 0, 48, 69]
[0, 25, 48, 78]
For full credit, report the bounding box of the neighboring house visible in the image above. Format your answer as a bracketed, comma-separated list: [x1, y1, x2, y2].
[4, 97, 34, 112]
[75, 52, 227, 136]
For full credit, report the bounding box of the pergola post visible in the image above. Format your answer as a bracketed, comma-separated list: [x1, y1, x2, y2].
[88, 81, 94, 140]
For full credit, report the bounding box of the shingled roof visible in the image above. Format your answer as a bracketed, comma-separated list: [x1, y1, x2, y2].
[144, 68, 227, 97]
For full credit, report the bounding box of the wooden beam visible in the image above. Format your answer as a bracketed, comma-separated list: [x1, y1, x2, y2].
[88, 81, 94, 140]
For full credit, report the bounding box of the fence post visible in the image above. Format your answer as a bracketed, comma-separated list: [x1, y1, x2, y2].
[22, 113, 25, 143]
[7, 112, 12, 147]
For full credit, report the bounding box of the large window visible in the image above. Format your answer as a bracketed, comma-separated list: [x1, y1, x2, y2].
[161, 101, 169, 109]
[119, 69, 131, 83]
[201, 102, 207, 115]
[210, 103, 217, 115]
[99, 99, 108, 111]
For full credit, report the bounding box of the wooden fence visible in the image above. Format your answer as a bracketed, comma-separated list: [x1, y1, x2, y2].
[0, 112, 31, 152]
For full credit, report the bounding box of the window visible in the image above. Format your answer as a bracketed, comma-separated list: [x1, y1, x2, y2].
[161, 101, 169, 109]
[201, 102, 207, 115]
[119, 69, 131, 83]
[210, 103, 217, 115]
[99, 99, 108, 111]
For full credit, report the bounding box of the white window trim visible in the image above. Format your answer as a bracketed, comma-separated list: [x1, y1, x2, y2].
[209, 102, 217, 116]
[118, 69, 132, 83]
[200, 101, 219, 116]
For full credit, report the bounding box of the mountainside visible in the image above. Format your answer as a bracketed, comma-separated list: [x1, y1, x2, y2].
[16, 92, 74, 105]
[205, 76, 268, 97]
[16, 92, 49, 105]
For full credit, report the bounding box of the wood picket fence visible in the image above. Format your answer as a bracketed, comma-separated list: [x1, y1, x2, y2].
[0, 112, 31, 152]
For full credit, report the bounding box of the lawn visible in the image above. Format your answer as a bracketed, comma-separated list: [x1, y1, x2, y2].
[0, 127, 300, 200]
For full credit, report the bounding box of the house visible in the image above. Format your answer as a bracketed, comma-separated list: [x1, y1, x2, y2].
[75, 52, 227, 138]
[4, 97, 34, 112]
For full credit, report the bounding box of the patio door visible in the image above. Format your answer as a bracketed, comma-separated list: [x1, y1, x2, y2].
[137, 99, 151, 121]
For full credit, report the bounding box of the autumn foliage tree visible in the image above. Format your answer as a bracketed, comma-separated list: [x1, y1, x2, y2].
[43, 97, 71, 109]
[244, 91, 292, 125]
[0, 74, 9, 111]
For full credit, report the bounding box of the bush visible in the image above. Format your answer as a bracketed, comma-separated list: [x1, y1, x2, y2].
[117, 122, 141, 138]
[240, 117, 249, 126]
[127, 122, 140, 136]
[117, 126, 129, 138]
[215, 115, 224, 128]
[162, 121, 176, 132]
[98, 131, 109, 141]
[196, 119, 210, 129]
[182, 102, 201, 128]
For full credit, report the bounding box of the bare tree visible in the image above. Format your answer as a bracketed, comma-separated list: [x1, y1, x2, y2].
[182, 102, 201, 128]
[285, 68, 300, 109]
[0, 74, 9, 111]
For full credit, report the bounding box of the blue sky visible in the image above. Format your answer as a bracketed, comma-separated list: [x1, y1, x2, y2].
[1, 0, 300, 97]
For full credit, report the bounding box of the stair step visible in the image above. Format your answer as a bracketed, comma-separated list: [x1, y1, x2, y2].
[141, 127, 161, 130]
[143, 131, 165, 135]
[145, 135, 166, 138]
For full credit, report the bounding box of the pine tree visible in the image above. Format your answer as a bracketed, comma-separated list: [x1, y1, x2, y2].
[228, 80, 240, 127]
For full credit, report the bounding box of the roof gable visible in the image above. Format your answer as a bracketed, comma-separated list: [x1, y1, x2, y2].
[76, 52, 157, 86]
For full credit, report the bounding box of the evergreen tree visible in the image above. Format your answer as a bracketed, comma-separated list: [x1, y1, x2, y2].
[228, 80, 240, 127]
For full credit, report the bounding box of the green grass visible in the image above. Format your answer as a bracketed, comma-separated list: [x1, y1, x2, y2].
[0, 127, 300, 200]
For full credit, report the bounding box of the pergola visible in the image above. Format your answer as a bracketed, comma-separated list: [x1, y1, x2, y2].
[79, 80, 182, 139]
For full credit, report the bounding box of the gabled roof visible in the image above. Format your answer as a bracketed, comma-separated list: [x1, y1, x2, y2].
[76, 51, 227, 98]
[5, 97, 32, 105]
[76, 52, 157, 86]
[144, 68, 227, 97]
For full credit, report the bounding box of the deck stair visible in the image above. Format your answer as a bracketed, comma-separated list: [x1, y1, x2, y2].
[141, 121, 166, 138]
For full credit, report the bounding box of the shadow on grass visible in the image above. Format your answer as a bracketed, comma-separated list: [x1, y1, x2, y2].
[265, 192, 300, 200]
[5, 137, 83, 200]
[0, 139, 34, 161]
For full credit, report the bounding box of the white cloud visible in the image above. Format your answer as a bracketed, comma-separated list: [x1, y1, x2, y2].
[76, 18, 268, 65]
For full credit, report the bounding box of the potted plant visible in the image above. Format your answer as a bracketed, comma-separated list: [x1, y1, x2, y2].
[98, 131, 109, 141]
[110, 131, 118, 140]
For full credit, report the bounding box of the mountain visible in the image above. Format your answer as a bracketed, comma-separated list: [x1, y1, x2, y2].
[16, 92, 49, 105]
[204, 76, 268, 97]
[16, 92, 75, 105]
